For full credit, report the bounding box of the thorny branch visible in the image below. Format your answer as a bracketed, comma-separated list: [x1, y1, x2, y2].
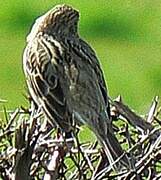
[0, 96, 161, 179]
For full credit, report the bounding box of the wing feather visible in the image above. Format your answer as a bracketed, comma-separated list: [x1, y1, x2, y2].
[67, 38, 109, 109]
[23, 36, 69, 129]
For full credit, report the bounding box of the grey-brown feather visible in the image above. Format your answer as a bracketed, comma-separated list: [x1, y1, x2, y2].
[23, 4, 129, 168]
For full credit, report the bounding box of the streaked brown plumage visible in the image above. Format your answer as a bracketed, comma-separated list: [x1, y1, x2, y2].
[23, 4, 129, 169]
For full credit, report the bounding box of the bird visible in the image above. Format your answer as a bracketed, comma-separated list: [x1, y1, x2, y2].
[23, 4, 129, 170]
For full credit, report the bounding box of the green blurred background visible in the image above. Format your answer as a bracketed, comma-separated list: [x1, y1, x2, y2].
[0, 0, 161, 114]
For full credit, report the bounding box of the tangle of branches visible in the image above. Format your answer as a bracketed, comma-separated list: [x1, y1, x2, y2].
[0, 96, 161, 180]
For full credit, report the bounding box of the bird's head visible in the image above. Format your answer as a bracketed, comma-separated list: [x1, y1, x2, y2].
[27, 4, 79, 41]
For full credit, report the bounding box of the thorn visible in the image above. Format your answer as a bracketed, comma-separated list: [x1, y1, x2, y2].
[115, 95, 122, 103]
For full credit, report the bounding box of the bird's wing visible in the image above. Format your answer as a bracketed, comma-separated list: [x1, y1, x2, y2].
[74, 38, 110, 114]
[70, 39, 130, 168]
[23, 35, 70, 130]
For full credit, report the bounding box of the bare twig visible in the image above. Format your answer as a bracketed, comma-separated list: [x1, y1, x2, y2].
[0, 96, 161, 179]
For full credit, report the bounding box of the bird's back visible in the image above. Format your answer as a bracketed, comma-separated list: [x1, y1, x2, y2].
[23, 30, 109, 131]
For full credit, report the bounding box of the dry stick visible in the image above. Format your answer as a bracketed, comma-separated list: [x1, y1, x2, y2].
[124, 124, 136, 171]
[73, 132, 83, 179]
[11, 104, 42, 180]
[71, 150, 85, 178]
[83, 149, 95, 171]
[72, 146, 94, 178]
[146, 96, 159, 123]
[80, 143, 100, 176]
[120, 134, 161, 179]
[69, 142, 99, 179]
[43, 133, 67, 180]
[122, 150, 161, 180]
[95, 127, 160, 180]
[43, 146, 62, 180]
[153, 172, 161, 180]
[72, 130, 92, 179]
[136, 135, 161, 171]
[146, 167, 153, 180]
[0, 129, 15, 140]
[12, 122, 35, 180]
[155, 105, 161, 118]
[4, 108, 19, 132]
[110, 97, 153, 131]
[68, 153, 81, 179]
[3, 106, 9, 124]
[78, 146, 95, 176]
[68, 142, 98, 179]
[91, 155, 104, 180]
[93, 152, 128, 180]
